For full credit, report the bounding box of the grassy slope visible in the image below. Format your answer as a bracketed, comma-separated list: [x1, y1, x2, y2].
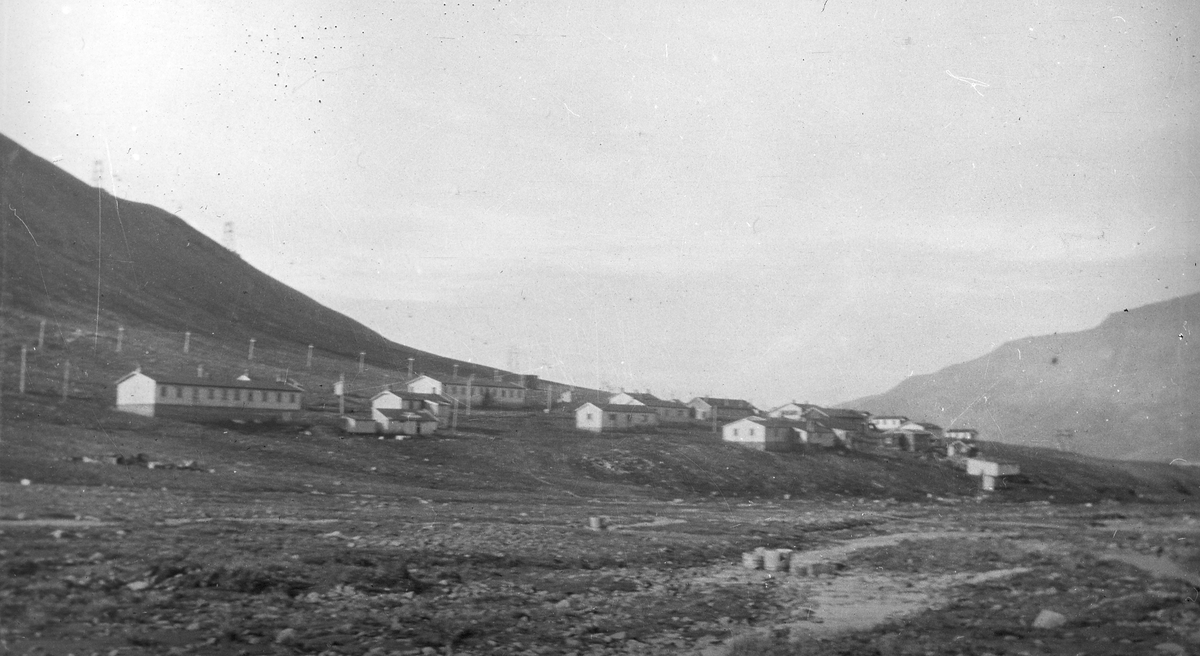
[846, 293, 1200, 462]
[0, 132, 573, 388]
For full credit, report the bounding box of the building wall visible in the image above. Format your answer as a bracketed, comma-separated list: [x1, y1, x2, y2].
[768, 405, 805, 420]
[116, 374, 157, 416]
[871, 417, 906, 430]
[723, 420, 791, 450]
[575, 405, 604, 432]
[406, 377, 443, 395]
[153, 383, 302, 411]
[654, 406, 691, 423]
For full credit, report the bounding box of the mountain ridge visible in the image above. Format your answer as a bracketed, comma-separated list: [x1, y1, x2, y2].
[844, 293, 1199, 462]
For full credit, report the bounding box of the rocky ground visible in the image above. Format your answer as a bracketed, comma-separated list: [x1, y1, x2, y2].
[2, 479, 1198, 656]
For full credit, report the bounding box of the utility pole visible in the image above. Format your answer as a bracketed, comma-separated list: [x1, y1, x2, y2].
[38, 320, 46, 350]
[183, 330, 191, 354]
[358, 352, 365, 374]
[466, 374, 474, 416]
[407, 357, 414, 380]
[116, 326, 124, 352]
[19, 346, 27, 394]
[337, 373, 345, 415]
[248, 338, 256, 361]
[306, 345, 314, 369]
[61, 361, 71, 401]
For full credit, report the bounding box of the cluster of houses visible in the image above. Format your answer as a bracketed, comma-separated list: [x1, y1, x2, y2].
[113, 367, 1016, 487]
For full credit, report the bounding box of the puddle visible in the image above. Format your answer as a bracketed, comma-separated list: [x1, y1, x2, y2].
[1101, 552, 1200, 586]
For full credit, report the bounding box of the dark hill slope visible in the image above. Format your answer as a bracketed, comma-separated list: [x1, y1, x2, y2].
[0, 133, 506, 381]
[846, 294, 1199, 462]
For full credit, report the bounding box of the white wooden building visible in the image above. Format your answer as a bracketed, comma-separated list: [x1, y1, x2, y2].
[405, 375, 444, 396]
[442, 376, 528, 408]
[721, 416, 800, 452]
[869, 415, 909, 431]
[371, 389, 453, 421]
[944, 428, 979, 441]
[688, 397, 757, 422]
[765, 402, 820, 421]
[575, 402, 659, 432]
[115, 369, 303, 421]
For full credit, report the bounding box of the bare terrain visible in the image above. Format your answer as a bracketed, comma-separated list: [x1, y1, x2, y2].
[2, 392, 1199, 656]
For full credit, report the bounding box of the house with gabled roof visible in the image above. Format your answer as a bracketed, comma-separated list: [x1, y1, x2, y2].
[688, 396, 757, 422]
[371, 389, 453, 422]
[608, 392, 692, 424]
[722, 416, 802, 452]
[575, 402, 659, 432]
[766, 401, 820, 421]
[405, 375, 444, 396]
[897, 420, 944, 441]
[115, 368, 303, 422]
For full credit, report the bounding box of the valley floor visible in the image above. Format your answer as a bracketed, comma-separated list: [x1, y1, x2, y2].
[2, 479, 1198, 656]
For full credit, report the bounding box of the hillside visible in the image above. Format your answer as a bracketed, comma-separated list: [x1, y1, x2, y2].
[846, 293, 1200, 462]
[0, 133, 561, 390]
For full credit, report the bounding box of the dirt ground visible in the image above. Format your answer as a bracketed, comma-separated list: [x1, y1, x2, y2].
[3, 477, 1198, 656]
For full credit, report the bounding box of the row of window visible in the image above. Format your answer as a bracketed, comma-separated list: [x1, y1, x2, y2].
[159, 385, 297, 404]
[730, 428, 759, 437]
[444, 385, 525, 399]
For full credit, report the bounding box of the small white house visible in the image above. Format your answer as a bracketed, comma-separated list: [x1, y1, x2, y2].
[966, 459, 1020, 478]
[442, 376, 528, 408]
[688, 397, 757, 422]
[115, 369, 303, 421]
[371, 389, 452, 421]
[340, 414, 378, 435]
[376, 409, 439, 436]
[722, 417, 801, 452]
[898, 421, 944, 441]
[575, 402, 659, 432]
[405, 375, 444, 396]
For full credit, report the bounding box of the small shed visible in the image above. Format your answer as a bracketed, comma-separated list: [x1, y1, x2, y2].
[966, 459, 1020, 477]
[340, 414, 378, 435]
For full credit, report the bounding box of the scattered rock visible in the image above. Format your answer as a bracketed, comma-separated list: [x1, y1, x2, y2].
[20, 479, 31, 486]
[275, 628, 298, 644]
[126, 580, 151, 591]
[1031, 609, 1067, 629]
[1156, 644, 1188, 656]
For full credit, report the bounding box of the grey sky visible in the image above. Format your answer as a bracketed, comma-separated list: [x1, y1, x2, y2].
[5, 0, 1198, 406]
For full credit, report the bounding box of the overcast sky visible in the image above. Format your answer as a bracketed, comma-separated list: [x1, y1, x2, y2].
[4, 1, 1198, 406]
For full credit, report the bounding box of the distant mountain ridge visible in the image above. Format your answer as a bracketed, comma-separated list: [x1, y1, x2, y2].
[845, 293, 1199, 462]
[0, 133, 522, 383]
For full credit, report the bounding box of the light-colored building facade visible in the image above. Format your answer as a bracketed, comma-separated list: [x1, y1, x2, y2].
[722, 416, 800, 452]
[869, 416, 909, 431]
[371, 389, 452, 420]
[115, 369, 303, 421]
[575, 402, 660, 432]
[944, 428, 979, 441]
[405, 375, 444, 396]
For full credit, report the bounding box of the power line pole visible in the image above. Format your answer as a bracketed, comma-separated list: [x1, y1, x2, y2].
[183, 331, 191, 354]
[306, 345, 314, 369]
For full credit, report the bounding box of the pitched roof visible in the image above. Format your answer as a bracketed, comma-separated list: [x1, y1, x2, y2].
[375, 390, 453, 404]
[122, 369, 302, 392]
[808, 407, 870, 419]
[441, 376, 526, 390]
[579, 403, 658, 414]
[768, 402, 820, 413]
[692, 397, 756, 410]
[623, 393, 687, 408]
[377, 408, 439, 422]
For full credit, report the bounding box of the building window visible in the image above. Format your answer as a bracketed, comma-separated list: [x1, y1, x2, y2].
[234, 390, 241, 401]
[608, 414, 617, 422]
[289, 393, 296, 403]
[734, 429, 739, 436]
[207, 388, 214, 400]
[160, 386, 167, 398]
[586, 413, 593, 420]
[276, 392, 282, 403]
[175, 387, 182, 398]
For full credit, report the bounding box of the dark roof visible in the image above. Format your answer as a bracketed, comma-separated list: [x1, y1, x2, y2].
[123, 369, 302, 392]
[624, 393, 687, 408]
[808, 407, 870, 419]
[742, 416, 805, 429]
[579, 403, 658, 414]
[945, 427, 978, 433]
[377, 390, 453, 404]
[441, 376, 526, 390]
[377, 408, 439, 422]
[871, 415, 909, 421]
[692, 397, 756, 409]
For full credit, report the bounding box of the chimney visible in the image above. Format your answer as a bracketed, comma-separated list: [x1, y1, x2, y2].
[452, 364, 459, 378]
[237, 370, 251, 381]
[196, 364, 204, 378]
[493, 369, 501, 382]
